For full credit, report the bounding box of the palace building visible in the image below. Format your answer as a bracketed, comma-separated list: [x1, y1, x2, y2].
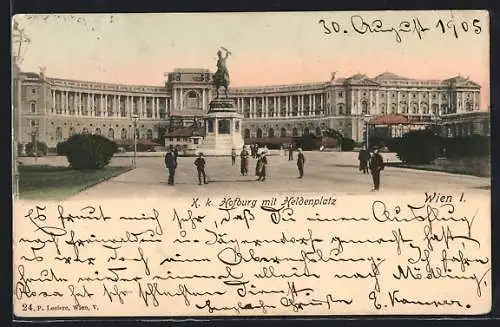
[13, 67, 490, 151]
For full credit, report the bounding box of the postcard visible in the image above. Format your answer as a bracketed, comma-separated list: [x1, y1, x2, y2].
[12, 10, 491, 317]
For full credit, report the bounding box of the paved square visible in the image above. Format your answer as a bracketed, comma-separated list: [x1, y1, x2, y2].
[66, 152, 490, 200]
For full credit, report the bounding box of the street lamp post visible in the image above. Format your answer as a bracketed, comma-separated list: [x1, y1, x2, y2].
[363, 114, 372, 150]
[131, 114, 139, 168]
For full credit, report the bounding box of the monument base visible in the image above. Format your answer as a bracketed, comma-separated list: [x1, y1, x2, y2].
[197, 98, 244, 156]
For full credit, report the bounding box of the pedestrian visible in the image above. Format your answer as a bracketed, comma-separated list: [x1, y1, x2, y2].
[369, 148, 385, 191]
[164, 146, 177, 186]
[288, 145, 294, 161]
[240, 146, 249, 176]
[358, 147, 370, 174]
[194, 152, 208, 185]
[231, 148, 236, 166]
[256, 153, 268, 181]
[297, 148, 305, 178]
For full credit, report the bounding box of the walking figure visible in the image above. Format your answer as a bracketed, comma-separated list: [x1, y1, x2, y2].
[288, 145, 294, 161]
[240, 146, 249, 176]
[358, 147, 370, 174]
[297, 148, 306, 178]
[256, 153, 268, 182]
[164, 146, 177, 186]
[369, 148, 385, 191]
[231, 148, 236, 166]
[194, 153, 208, 185]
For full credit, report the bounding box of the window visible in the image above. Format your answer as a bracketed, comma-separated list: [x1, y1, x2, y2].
[177, 138, 181, 142]
[56, 127, 62, 141]
[268, 128, 275, 138]
[108, 128, 114, 139]
[256, 128, 263, 138]
[146, 129, 153, 140]
[280, 128, 287, 137]
[338, 92, 343, 98]
[169, 138, 173, 142]
[244, 129, 250, 139]
[30, 103, 36, 113]
[121, 128, 127, 139]
[95, 128, 101, 135]
[31, 88, 36, 94]
[193, 138, 199, 145]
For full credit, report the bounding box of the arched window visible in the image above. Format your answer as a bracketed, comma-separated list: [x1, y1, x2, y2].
[421, 102, 429, 114]
[146, 129, 153, 139]
[303, 127, 310, 136]
[315, 127, 322, 137]
[280, 128, 286, 137]
[82, 127, 88, 134]
[465, 101, 473, 111]
[69, 127, 75, 137]
[256, 128, 263, 138]
[391, 103, 397, 114]
[244, 129, 250, 139]
[186, 90, 200, 109]
[431, 104, 439, 115]
[108, 128, 115, 139]
[361, 100, 368, 114]
[30, 102, 36, 113]
[121, 128, 127, 139]
[337, 103, 344, 115]
[95, 128, 101, 135]
[292, 128, 298, 137]
[56, 127, 62, 141]
[268, 128, 275, 138]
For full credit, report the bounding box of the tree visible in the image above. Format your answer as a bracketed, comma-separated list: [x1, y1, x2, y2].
[25, 141, 48, 156]
[396, 129, 439, 164]
[57, 133, 118, 170]
[153, 123, 168, 146]
[324, 128, 343, 140]
[341, 137, 355, 151]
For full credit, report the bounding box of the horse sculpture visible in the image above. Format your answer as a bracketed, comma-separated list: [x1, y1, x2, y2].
[213, 47, 231, 98]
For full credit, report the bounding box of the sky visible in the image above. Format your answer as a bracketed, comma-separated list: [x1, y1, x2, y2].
[13, 11, 490, 108]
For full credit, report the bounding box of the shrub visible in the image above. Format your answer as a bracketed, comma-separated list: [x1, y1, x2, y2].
[387, 137, 402, 153]
[396, 129, 439, 164]
[25, 141, 48, 156]
[443, 135, 490, 158]
[341, 137, 355, 151]
[296, 134, 321, 151]
[56, 133, 118, 170]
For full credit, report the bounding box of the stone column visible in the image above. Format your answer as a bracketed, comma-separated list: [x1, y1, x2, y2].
[312, 94, 316, 116]
[320, 94, 324, 115]
[52, 90, 56, 112]
[264, 97, 268, 118]
[202, 90, 206, 111]
[214, 118, 218, 136]
[64, 90, 69, 115]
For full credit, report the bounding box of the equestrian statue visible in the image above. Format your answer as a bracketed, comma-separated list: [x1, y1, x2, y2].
[213, 47, 231, 98]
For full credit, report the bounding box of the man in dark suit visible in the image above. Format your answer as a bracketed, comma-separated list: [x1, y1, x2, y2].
[369, 148, 384, 191]
[288, 145, 294, 161]
[165, 146, 177, 185]
[194, 152, 208, 185]
[297, 148, 305, 178]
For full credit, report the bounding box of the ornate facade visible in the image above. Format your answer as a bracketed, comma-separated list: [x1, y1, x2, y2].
[14, 67, 488, 149]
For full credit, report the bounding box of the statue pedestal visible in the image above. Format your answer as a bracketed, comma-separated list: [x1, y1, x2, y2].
[197, 98, 244, 156]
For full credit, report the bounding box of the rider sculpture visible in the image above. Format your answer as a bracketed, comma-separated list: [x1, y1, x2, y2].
[213, 47, 231, 98]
